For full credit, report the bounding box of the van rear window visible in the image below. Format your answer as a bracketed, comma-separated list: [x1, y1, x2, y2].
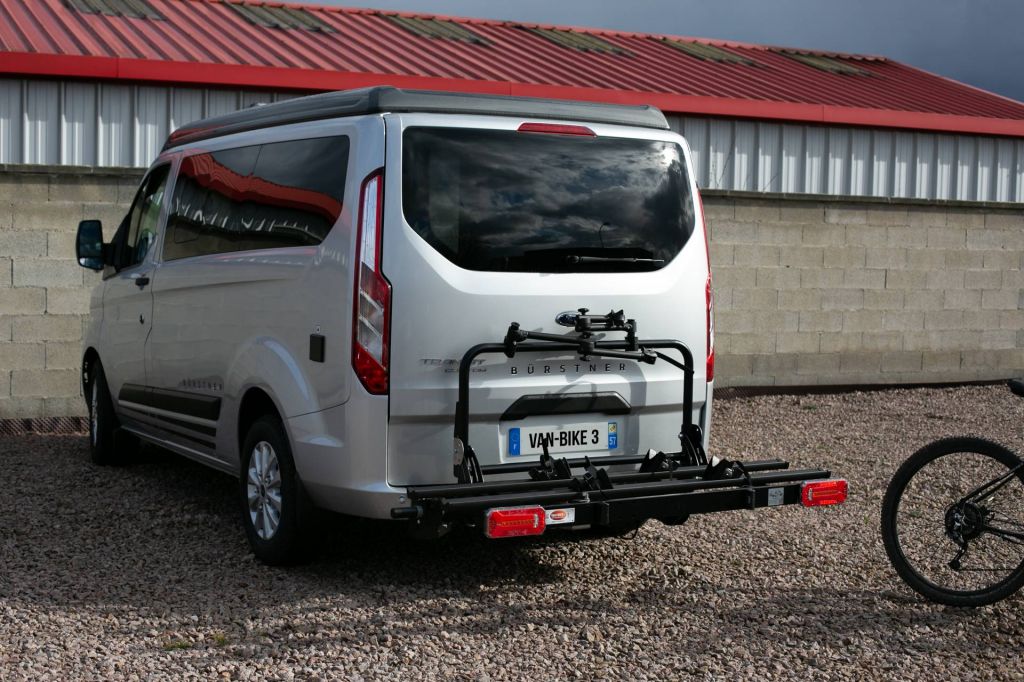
[401, 128, 694, 272]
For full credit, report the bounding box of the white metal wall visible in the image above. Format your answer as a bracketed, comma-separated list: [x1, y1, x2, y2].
[670, 115, 1024, 203]
[1, 78, 1022, 203]
[0, 78, 296, 169]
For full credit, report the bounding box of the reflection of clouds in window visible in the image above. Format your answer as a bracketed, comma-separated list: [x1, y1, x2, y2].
[403, 129, 695, 271]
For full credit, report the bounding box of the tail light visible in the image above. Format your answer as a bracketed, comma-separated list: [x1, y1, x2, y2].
[698, 190, 714, 382]
[801, 480, 848, 507]
[517, 122, 596, 136]
[485, 506, 547, 539]
[352, 169, 391, 395]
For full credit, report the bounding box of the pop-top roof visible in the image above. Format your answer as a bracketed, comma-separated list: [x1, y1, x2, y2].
[1, 0, 1023, 137]
[163, 87, 669, 149]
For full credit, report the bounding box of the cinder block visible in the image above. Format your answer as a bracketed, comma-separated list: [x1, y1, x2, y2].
[944, 250, 984, 269]
[117, 175, 147, 203]
[776, 332, 820, 354]
[753, 353, 799, 376]
[717, 310, 756, 335]
[755, 268, 801, 290]
[12, 314, 81, 342]
[725, 333, 776, 354]
[926, 227, 965, 249]
[981, 289, 1018, 310]
[981, 329, 1017, 350]
[925, 310, 963, 330]
[735, 200, 781, 222]
[822, 288, 864, 311]
[0, 317, 10, 342]
[842, 309, 884, 331]
[796, 353, 839, 375]
[908, 208, 947, 227]
[927, 269, 963, 290]
[12, 202, 82, 233]
[780, 204, 824, 224]
[0, 342, 45, 370]
[800, 268, 844, 288]
[798, 310, 842, 332]
[967, 229, 1017, 251]
[732, 288, 779, 310]
[802, 224, 845, 246]
[865, 247, 907, 269]
[839, 352, 881, 373]
[0, 287, 45, 315]
[733, 244, 780, 267]
[868, 206, 910, 226]
[714, 353, 751, 380]
[0, 231, 47, 257]
[820, 332, 863, 353]
[844, 225, 887, 247]
[886, 226, 926, 246]
[13, 259, 82, 288]
[862, 331, 904, 352]
[0, 174, 50, 203]
[885, 269, 928, 290]
[964, 309, 1001, 329]
[780, 247, 824, 268]
[906, 249, 946, 270]
[11, 368, 81, 398]
[842, 268, 886, 289]
[882, 351, 923, 373]
[995, 348, 1024, 370]
[863, 289, 904, 310]
[985, 211, 1024, 230]
[922, 351, 960, 372]
[999, 310, 1024, 330]
[825, 206, 867, 225]
[905, 290, 944, 311]
[42, 396, 87, 418]
[45, 341, 81, 369]
[709, 244, 734, 268]
[0, 397, 46, 418]
[883, 311, 925, 331]
[945, 209, 985, 229]
[712, 221, 757, 244]
[0, 258, 11, 287]
[758, 223, 803, 245]
[982, 250, 1020, 270]
[824, 246, 866, 269]
[48, 175, 120, 204]
[943, 289, 981, 310]
[46, 231, 78, 259]
[47, 287, 93, 315]
[778, 289, 822, 311]
[963, 270, 1001, 290]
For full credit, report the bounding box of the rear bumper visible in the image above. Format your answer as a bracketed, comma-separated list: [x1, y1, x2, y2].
[392, 458, 841, 537]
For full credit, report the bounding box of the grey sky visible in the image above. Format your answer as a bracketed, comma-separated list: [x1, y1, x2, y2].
[315, 0, 1024, 103]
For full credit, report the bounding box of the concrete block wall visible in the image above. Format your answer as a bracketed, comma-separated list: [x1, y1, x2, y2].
[0, 165, 141, 419]
[0, 165, 1021, 419]
[705, 191, 1024, 387]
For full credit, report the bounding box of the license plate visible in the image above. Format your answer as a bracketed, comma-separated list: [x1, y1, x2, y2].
[507, 421, 618, 457]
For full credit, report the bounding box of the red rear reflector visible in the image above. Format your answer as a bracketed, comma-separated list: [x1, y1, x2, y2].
[517, 122, 596, 136]
[485, 506, 547, 539]
[801, 479, 848, 507]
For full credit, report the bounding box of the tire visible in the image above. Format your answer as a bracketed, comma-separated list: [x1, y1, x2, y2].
[881, 437, 1024, 607]
[239, 415, 315, 565]
[87, 362, 125, 466]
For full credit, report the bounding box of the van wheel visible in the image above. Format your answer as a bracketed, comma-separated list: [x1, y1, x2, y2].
[240, 415, 314, 565]
[87, 362, 124, 466]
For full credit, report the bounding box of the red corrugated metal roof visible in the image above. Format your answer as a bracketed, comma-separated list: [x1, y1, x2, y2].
[1, 0, 1023, 137]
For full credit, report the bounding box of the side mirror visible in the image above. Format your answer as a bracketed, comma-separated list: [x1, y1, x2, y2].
[76, 220, 105, 271]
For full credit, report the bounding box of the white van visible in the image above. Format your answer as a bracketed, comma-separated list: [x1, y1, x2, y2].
[76, 87, 844, 564]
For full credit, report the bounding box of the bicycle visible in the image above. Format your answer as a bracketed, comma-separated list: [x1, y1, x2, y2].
[880, 379, 1024, 607]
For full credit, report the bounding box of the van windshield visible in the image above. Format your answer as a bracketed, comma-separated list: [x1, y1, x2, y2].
[401, 127, 695, 272]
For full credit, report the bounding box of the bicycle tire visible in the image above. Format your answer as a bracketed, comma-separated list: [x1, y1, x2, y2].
[881, 436, 1024, 607]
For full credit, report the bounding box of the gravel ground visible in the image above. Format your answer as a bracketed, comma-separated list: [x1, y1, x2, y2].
[1, 384, 1022, 681]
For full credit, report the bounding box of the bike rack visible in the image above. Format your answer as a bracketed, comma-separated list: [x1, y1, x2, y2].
[390, 309, 834, 536]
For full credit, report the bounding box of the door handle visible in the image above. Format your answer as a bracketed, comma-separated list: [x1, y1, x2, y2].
[134, 276, 150, 288]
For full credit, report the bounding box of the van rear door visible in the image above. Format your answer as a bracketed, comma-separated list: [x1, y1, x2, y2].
[381, 115, 710, 486]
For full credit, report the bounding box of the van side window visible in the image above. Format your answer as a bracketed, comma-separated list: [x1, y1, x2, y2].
[118, 164, 170, 271]
[164, 136, 349, 261]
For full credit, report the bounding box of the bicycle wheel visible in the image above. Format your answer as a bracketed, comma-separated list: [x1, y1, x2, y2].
[881, 437, 1024, 607]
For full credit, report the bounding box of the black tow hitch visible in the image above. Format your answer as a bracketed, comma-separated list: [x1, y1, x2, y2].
[391, 309, 844, 537]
